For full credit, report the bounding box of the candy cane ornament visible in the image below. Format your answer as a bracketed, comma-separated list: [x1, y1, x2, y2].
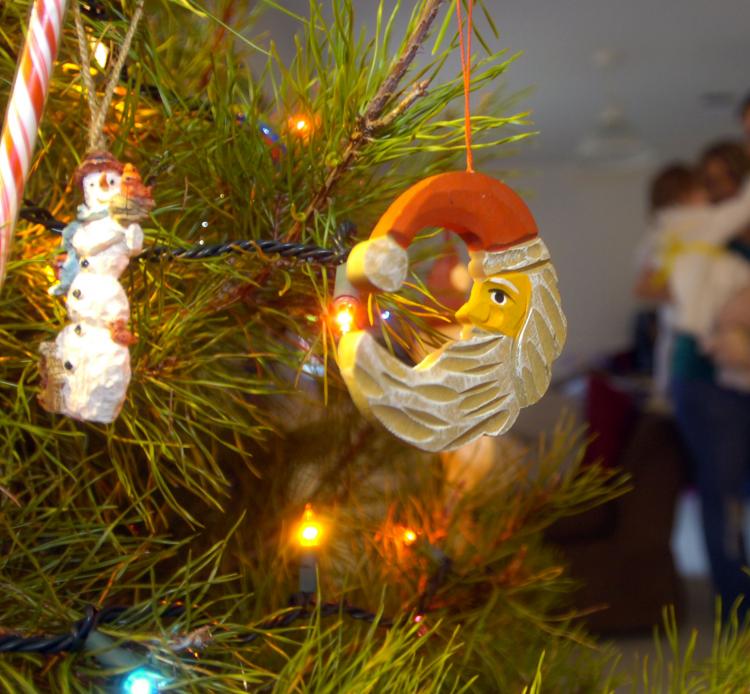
[0, 0, 68, 290]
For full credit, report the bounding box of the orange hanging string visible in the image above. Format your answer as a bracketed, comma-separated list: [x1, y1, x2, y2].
[455, 0, 475, 173]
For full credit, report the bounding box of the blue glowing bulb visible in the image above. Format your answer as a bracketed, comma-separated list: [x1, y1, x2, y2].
[258, 121, 280, 143]
[122, 668, 164, 694]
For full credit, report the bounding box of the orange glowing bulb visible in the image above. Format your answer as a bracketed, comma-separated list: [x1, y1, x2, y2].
[403, 529, 417, 546]
[288, 114, 313, 137]
[298, 504, 322, 548]
[331, 296, 360, 335]
[335, 306, 354, 334]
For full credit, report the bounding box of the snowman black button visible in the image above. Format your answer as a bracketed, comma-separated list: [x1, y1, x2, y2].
[81, 259, 89, 268]
[64, 361, 73, 371]
[72, 289, 82, 299]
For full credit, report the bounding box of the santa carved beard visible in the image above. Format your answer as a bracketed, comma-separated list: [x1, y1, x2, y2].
[338, 261, 566, 453]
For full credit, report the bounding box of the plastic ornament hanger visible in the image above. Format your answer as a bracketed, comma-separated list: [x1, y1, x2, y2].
[335, 0, 567, 452]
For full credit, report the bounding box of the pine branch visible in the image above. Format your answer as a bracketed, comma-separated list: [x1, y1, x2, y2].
[285, 0, 444, 241]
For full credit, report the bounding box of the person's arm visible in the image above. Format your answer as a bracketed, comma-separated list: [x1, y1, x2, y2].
[703, 181, 750, 244]
[715, 285, 750, 332]
[634, 267, 671, 302]
[707, 328, 750, 370]
[633, 225, 671, 302]
[705, 286, 750, 368]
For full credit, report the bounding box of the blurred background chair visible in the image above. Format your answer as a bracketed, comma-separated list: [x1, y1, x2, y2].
[544, 369, 689, 633]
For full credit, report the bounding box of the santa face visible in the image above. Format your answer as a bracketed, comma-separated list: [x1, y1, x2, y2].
[335, 171, 567, 453]
[455, 271, 532, 340]
[337, 260, 566, 452]
[82, 170, 122, 212]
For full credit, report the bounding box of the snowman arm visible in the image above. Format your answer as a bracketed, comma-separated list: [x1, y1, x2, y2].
[124, 223, 144, 255]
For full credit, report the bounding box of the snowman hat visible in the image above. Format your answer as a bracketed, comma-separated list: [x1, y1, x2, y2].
[74, 150, 125, 189]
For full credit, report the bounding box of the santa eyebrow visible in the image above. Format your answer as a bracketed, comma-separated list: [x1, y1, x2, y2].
[487, 277, 518, 293]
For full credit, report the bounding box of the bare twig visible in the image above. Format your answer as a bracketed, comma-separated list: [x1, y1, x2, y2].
[366, 79, 431, 132]
[285, 0, 444, 241]
[362, 2, 443, 128]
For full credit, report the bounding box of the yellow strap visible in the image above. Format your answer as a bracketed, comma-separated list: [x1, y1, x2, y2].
[654, 235, 725, 285]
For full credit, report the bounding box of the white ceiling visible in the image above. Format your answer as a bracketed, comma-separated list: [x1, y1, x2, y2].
[253, 0, 750, 164]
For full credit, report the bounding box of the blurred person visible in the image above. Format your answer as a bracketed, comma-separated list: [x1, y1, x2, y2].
[634, 161, 750, 402]
[700, 140, 750, 205]
[634, 164, 700, 406]
[669, 141, 750, 621]
[740, 93, 750, 152]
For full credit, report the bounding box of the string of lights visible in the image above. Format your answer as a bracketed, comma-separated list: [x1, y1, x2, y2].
[0, 595, 392, 656]
[47, 470, 450, 694]
[141, 238, 347, 265]
[19, 202, 353, 268]
[1, 506, 450, 694]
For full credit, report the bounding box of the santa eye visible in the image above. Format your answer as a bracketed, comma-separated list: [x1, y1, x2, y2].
[490, 289, 507, 305]
[108, 176, 116, 185]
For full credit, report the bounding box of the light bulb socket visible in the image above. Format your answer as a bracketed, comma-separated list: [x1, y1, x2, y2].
[85, 630, 144, 671]
[299, 550, 318, 594]
[333, 264, 356, 300]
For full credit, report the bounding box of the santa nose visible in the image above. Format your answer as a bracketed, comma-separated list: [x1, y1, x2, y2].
[455, 294, 487, 325]
[99, 172, 109, 190]
[455, 302, 471, 324]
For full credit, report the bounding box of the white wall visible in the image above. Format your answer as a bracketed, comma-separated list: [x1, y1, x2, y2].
[518, 162, 651, 373]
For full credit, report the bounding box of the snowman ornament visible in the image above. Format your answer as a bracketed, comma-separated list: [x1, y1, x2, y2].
[40, 151, 152, 423]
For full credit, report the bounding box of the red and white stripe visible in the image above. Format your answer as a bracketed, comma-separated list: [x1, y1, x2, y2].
[0, 0, 68, 288]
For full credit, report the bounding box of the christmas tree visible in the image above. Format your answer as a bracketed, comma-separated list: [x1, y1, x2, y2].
[0, 1, 636, 691]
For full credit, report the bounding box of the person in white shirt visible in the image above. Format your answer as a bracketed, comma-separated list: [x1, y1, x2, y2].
[643, 163, 750, 391]
[665, 141, 750, 623]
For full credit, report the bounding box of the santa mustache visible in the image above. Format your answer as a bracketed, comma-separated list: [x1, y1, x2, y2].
[338, 329, 520, 453]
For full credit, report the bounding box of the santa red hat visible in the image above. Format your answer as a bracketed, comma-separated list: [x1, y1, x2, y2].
[345, 171, 550, 294]
[371, 171, 537, 251]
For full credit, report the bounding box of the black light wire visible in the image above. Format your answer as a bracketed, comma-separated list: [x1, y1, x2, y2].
[19, 201, 353, 268]
[0, 561, 454, 655]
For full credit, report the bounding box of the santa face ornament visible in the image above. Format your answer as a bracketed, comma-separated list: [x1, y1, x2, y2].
[336, 171, 566, 453]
